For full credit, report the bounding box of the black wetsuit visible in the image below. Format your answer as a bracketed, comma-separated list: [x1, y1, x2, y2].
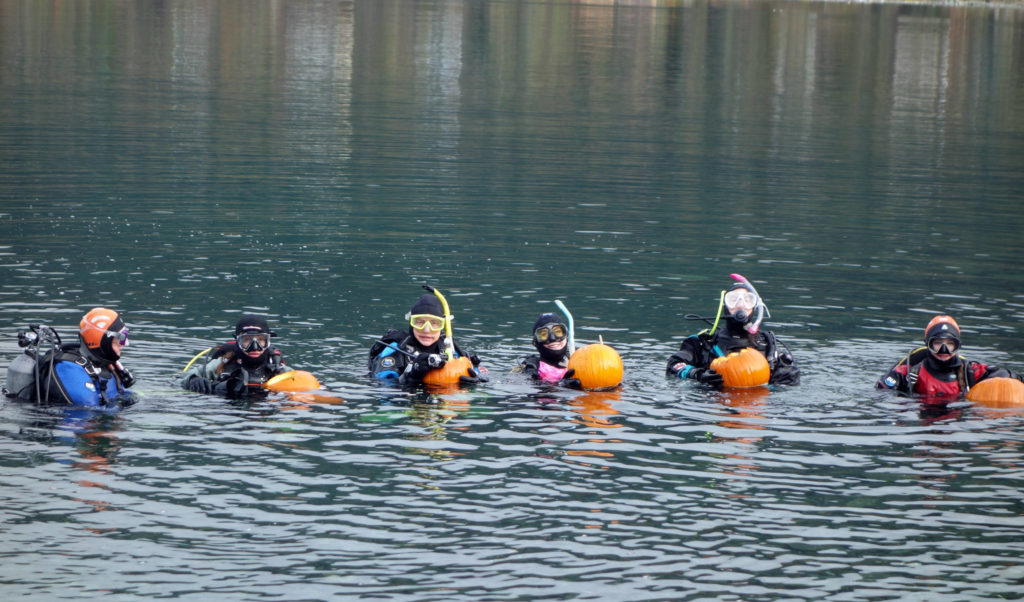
[667, 325, 799, 385]
[181, 342, 287, 398]
[369, 329, 478, 385]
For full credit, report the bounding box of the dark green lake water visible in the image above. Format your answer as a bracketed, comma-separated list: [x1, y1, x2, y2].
[2, 0, 1023, 599]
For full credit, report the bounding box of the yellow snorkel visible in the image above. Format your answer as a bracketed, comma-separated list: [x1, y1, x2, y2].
[708, 290, 725, 337]
[423, 285, 455, 361]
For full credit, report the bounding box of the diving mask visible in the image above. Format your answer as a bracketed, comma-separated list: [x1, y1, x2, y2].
[238, 332, 270, 352]
[534, 324, 568, 344]
[928, 337, 960, 355]
[410, 314, 445, 332]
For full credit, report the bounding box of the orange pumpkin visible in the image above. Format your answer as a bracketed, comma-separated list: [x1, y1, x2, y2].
[423, 356, 474, 385]
[264, 370, 321, 392]
[567, 343, 623, 390]
[966, 377, 1024, 408]
[709, 347, 770, 388]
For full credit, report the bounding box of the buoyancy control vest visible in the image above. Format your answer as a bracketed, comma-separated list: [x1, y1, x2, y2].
[898, 347, 980, 396]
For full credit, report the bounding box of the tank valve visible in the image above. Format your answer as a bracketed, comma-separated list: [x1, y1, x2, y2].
[17, 330, 37, 347]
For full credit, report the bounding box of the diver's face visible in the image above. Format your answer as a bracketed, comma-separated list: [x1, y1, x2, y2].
[725, 288, 757, 317]
[928, 337, 960, 361]
[414, 328, 441, 347]
[544, 338, 567, 351]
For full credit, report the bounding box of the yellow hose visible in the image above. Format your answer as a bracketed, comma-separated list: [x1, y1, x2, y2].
[182, 347, 212, 373]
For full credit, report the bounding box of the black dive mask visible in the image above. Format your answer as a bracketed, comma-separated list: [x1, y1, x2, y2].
[532, 314, 569, 365]
[235, 333, 270, 368]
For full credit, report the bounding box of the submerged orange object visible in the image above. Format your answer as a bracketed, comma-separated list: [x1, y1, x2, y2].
[966, 377, 1024, 408]
[264, 370, 321, 392]
[423, 356, 474, 385]
[567, 343, 623, 390]
[710, 347, 770, 388]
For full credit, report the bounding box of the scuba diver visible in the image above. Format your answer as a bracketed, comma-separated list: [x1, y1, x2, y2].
[4, 307, 136, 406]
[876, 314, 1023, 397]
[516, 313, 582, 388]
[666, 274, 799, 388]
[368, 289, 485, 386]
[180, 314, 289, 398]
[518, 313, 571, 381]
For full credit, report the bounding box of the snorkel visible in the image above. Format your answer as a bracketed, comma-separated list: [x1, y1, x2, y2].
[554, 299, 576, 356]
[423, 285, 455, 361]
[727, 273, 769, 335]
[708, 290, 726, 337]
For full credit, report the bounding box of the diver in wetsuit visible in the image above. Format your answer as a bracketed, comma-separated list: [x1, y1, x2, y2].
[181, 314, 289, 399]
[368, 292, 484, 386]
[515, 313, 583, 388]
[5, 307, 135, 406]
[876, 314, 1022, 397]
[667, 274, 799, 388]
[517, 313, 572, 382]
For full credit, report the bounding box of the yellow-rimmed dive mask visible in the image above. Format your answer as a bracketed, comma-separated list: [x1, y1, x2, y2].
[410, 314, 445, 332]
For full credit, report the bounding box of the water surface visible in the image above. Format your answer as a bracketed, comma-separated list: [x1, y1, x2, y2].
[1, 0, 1023, 599]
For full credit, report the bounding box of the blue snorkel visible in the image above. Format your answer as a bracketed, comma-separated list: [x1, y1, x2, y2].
[554, 299, 575, 356]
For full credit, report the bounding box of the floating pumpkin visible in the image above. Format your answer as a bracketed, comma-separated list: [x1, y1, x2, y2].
[264, 370, 321, 392]
[966, 377, 1024, 408]
[423, 356, 474, 385]
[709, 347, 770, 388]
[567, 343, 623, 390]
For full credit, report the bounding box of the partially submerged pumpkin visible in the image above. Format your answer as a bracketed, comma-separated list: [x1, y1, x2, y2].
[264, 370, 321, 392]
[424, 356, 474, 385]
[966, 377, 1024, 408]
[709, 347, 770, 388]
[567, 342, 623, 390]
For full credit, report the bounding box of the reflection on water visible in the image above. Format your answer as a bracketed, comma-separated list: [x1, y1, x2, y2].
[2, 0, 1024, 599]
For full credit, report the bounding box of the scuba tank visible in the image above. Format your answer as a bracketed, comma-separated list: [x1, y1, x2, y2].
[5, 353, 37, 398]
[4, 324, 63, 401]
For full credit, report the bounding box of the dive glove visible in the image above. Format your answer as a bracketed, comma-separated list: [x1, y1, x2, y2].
[690, 367, 724, 388]
[185, 374, 214, 394]
[557, 368, 583, 390]
[405, 353, 446, 380]
[114, 362, 136, 388]
[459, 366, 489, 385]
